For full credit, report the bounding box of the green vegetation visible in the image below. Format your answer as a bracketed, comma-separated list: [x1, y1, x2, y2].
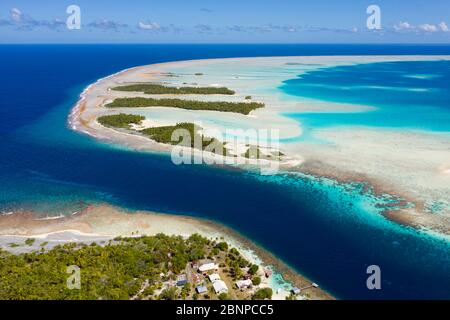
[96, 114, 233, 157]
[218, 292, 231, 300]
[229, 248, 240, 256]
[226, 247, 250, 281]
[95, 113, 281, 160]
[141, 122, 197, 145]
[112, 83, 234, 95]
[105, 97, 264, 115]
[244, 146, 262, 159]
[97, 113, 145, 129]
[180, 283, 191, 300]
[215, 242, 229, 251]
[243, 146, 283, 160]
[285, 293, 297, 300]
[0, 234, 211, 300]
[159, 287, 178, 300]
[0, 233, 281, 300]
[248, 264, 259, 275]
[211, 247, 219, 256]
[245, 96, 252, 100]
[141, 122, 228, 156]
[252, 288, 273, 300]
[142, 286, 154, 297]
[24, 238, 35, 246]
[252, 276, 261, 286]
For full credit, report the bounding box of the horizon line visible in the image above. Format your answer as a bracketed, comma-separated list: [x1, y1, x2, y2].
[1, 42, 450, 45]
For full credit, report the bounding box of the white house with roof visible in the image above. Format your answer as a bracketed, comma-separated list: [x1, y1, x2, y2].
[198, 262, 218, 272]
[213, 280, 228, 294]
[208, 273, 221, 282]
[196, 285, 208, 294]
[236, 279, 252, 289]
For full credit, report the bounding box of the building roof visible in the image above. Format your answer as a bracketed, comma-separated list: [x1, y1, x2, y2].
[196, 285, 208, 294]
[208, 273, 221, 282]
[198, 262, 218, 272]
[177, 274, 187, 281]
[213, 280, 228, 294]
[236, 279, 252, 289]
[177, 280, 188, 286]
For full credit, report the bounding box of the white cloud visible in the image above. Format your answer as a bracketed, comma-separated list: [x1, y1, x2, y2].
[439, 22, 449, 32]
[5, 7, 66, 30]
[10, 8, 22, 22]
[136, 22, 182, 33]
[138, 21, 161, 30]
[194, 24, 214, 33]
[393, 21, 413, 31]
[88, 20, 128, 30]
[392, 21, 450, 34]
[418, 23, 438, 32]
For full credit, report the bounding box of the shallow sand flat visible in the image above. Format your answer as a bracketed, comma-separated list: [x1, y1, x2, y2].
[0, 205, 332, 300]
[70, 55, 450, 234]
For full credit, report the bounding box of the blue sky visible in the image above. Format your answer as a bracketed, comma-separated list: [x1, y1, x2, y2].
[0, 0, 449, 43]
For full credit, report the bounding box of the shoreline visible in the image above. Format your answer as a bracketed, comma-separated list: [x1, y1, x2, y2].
[0, 204, 333, 300]
[68, 55, 450, 235]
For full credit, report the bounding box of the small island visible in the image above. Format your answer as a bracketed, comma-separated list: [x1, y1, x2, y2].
[105, 97, 264, 115]
[97, 113, 281, 160]
[97, 113, 145, 129]
[112, 83, 235, 95]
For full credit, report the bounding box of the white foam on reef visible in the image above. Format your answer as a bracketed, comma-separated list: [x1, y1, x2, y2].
[35, 214, 65, 221]
[68, 66, 140, 135]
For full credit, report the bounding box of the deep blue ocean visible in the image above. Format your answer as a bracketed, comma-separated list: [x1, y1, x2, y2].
[1, 44, 450, 299]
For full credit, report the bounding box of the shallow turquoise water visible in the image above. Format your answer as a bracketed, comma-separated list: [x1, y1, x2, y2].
[280, 60, 450, 138]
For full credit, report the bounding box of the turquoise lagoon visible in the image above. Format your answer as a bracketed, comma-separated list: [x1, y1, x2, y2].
[280, 60, 450, 136]
[0, 45, 450, 299]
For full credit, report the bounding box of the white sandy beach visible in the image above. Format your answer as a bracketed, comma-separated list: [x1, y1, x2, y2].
[69, 56, 450, 234]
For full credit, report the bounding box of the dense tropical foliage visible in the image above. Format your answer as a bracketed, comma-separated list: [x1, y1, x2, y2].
[141, 122, 229, 156]
[0, 234, 210, 300]
[252, 288, 273, 300]
[97, 113, 144, 129]
[105, 97, 264, 115]
[95, 114, 279, 160]
[112, 83, 235, 95]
